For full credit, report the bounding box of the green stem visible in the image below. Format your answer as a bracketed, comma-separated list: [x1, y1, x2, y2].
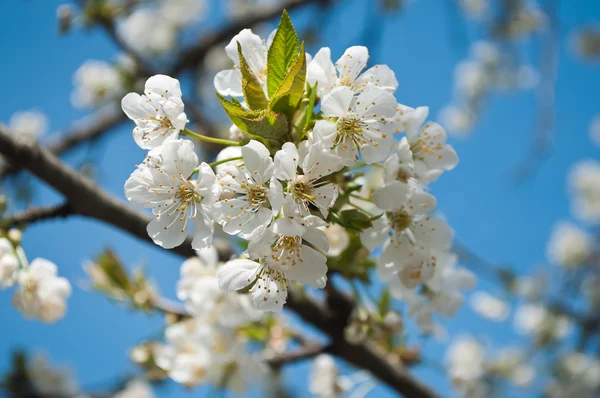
[181, 128, 241, 147]
[208, 156, 243, 169]
[16, 246, 28, 269]
[349, 193, 373, 203]
[348, 200, 373, 216]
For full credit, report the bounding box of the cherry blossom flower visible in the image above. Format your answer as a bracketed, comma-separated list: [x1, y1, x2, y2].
[568, 160, 600, 224]
[0, 238, 18, 288]
[547, 221, 593, 268]
[274, 141, 341, 217]
[12, 259, 72, 323]
[313, 86, 397, 166]
[71, 60, 122, 110]
[125, 139, 219, 249]
[177, 246, 263, 326]
[361, 186, 453, 286]
[122, 75, 188, 149]
[218, 200, 329, 311]
[402, 106, 459, 181]
[214, 29, 271, 97]
[9, 110, 48, 139]
[469, 291, 511, 322]
[114, 379, 154, 398]
[213, 140, 283, 240]
[307, 46, 398, 97]
[120, 9, 178, 54]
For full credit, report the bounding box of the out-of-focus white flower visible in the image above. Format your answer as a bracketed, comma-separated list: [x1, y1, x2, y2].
[71, 60, 122, 109]
[114, 379, 154, 398]
[12, 259, 72, 323]
[120, 9, 178, 54]
[226, 0, 282, 19]
[445, 336, 486, 382]
[26, 354, 79, 396]
[469, 291, 510, 322]
[125, 139, 219, 250]
[510, 363, 536, 387]
[459, 0, 488, 19]
[547, 221, 593, 268]
[590, 115, 600, 147]
[454, 61, 489, 99]
[122, 75, 187, 149]
[438, 105, 475, 137]
[158, 0, 207, 27]
[309, 354, 348, 398]
[514, 303, 571, 341]
[568, 160, 600, 224]
[323, 223, 350, 256]
[9, 110, 48, 139]
[214, 144, 243, 175]
[0, 238, 19, 288]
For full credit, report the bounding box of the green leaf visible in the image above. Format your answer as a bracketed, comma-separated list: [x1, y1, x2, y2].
[269, 42, 306, 116]
[96, 249, 130, 291]
[217, 93, 288, 139]
[378, 288, 391, 316]
[267, 10, 300, 97]
[237, 42, 268, 110]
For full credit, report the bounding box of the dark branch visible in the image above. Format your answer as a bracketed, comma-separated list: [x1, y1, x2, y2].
[0, 202, 73, 229]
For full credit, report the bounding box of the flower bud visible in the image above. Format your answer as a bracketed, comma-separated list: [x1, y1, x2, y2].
[57, 4, 74, 35]
[7, 229, 22, 246]
[382, 311, 404, 333]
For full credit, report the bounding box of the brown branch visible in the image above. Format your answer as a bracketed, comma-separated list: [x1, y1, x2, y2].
[265, 342, 331, 367]
[0, 125, 438, 398]
[0, 106, 127, 179]
[0, 202, 73, 229]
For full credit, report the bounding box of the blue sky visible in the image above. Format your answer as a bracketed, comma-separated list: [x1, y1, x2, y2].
[0, 0, 599, 396]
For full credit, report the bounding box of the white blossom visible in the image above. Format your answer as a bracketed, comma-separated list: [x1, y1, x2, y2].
[547, 221, 593, 268]
[309, 354, 348, 398]
[158, 0, 207, 27]
[218, 200, 329, 311]
[125, 139, 219, 250]
[120, 9, 178, 54]
[177, 246, 262, 326]
[12, 259, 72, 323]
[307, 46, 398, 97]
[514, 303, 572, 340]
[71, 60, 122, 109]
[9, 110, 48, 139]
[569, 160, 600, 224]
[313, 86, 397, 166]
[323, 223, 350, 256]
[214, 29, 271, 97]
[445, 336, 486, 382]
[469, 291, 510, 322]
[0, 238, 19, 288]
[361, 186, 453, 288]
[213, 140, 283, 240]
[274, 141, 341, 217]
[122, 75, 188, 149]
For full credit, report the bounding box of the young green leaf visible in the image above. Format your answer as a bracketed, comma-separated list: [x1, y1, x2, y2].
[269, 41, 306, 116]
[267, 10, 300, 97]
[217, 93, 289, 139]
[237, 42, 268, 110]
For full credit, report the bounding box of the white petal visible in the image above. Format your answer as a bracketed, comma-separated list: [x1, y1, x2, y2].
[191, 208, 214, 250]
[335, 46, 369, 83]
[242, 140, 274, 184]
[214, 69, 243, 97]
[355, 64, 398, 93]
[274, 142, 299, 181]
[147, 213, 188, 249]
[360, 215, 389, 251]
[321, 86, 354, 118]
[355, 87, 398, 119]
[307, 47, 337, 96]
[218, 259, 260, 292]
[372, 182, 408, 211]
[144, 74, 183, 98]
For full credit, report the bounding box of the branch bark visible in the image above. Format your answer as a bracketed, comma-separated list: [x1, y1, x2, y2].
[0, 202, 73, 229]
[0, 125, 438, 398]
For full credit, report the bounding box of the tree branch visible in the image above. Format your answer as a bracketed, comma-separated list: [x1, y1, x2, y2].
[0, 202, 73, 229]
[0, 125, 438, 398]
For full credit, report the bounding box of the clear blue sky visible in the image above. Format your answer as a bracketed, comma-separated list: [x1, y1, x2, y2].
[1, 0, 599, 396]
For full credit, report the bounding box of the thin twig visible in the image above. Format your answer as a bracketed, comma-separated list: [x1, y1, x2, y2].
[0, 202, 73, 229]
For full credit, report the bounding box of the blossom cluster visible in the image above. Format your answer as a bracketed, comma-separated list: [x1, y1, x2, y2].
[121, 12, 465, 318]
[0, 234, 71, 323]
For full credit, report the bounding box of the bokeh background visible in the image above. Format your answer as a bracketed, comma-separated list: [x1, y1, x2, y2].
[1, 0, 599, 396]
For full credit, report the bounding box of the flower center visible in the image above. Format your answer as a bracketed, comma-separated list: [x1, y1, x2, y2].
[389, 209, 412, 231]
[270, 235, 303, 268]
[335, 114, 367, 149]
[176, 183, 200, 204]
[247, 184, 267, 208]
